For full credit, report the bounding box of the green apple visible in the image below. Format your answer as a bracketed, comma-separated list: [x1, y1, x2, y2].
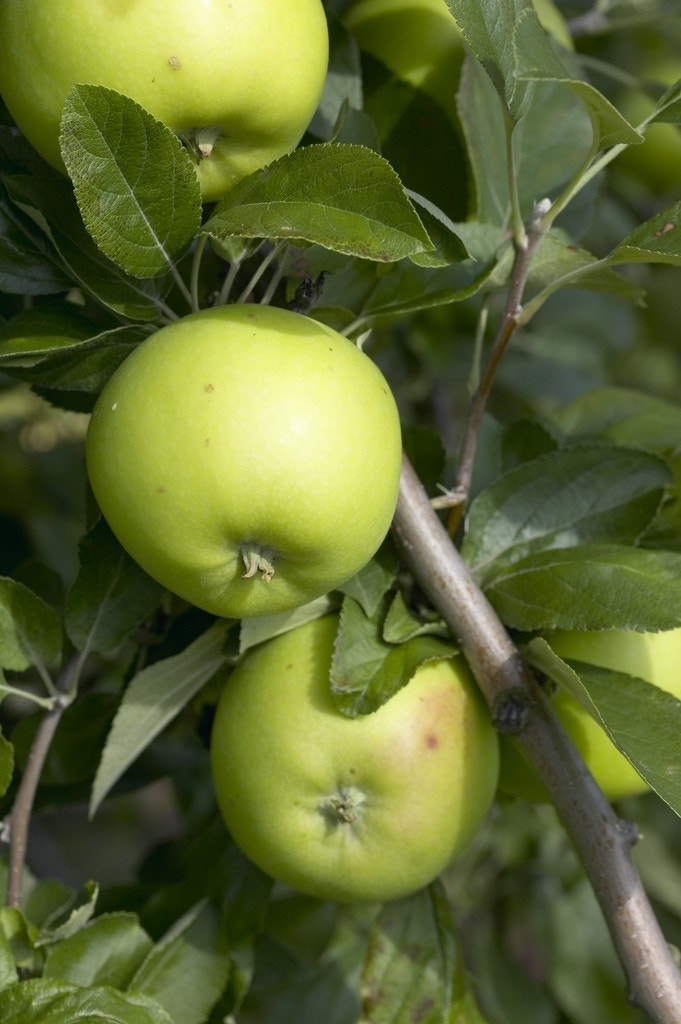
[499, 627, 681, 803]
[615, 56, 681, 197]
[0, 0, 329, 202]
[210, 614, 500, 903]
[86, 304, 402, 619]
[342, 0, 571, 125]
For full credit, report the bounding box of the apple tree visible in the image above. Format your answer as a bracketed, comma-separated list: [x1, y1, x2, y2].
[1, 1, 681, 1022]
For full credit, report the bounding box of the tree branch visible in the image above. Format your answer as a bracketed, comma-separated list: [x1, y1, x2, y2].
[5, 659, 77, 909]
[393, 453, 681, 1024]
[447, 200, 550, 535]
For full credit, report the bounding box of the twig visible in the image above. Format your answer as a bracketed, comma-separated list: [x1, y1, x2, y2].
[393, 454, 681, 1024]
[447, 200, 551, 535]
[5, 659, 77, 909]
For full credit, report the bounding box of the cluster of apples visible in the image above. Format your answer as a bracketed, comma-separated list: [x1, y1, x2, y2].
[4, 0, 669, 907]
[1, 0, 504, 903]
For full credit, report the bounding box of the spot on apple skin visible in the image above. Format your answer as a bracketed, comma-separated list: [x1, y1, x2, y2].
[425, 732, 439, 750]
[168, 56, 182, 70]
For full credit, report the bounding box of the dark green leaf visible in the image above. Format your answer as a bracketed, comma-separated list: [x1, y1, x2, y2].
[526, 638, 681, 817]
[61, 85, 201, 278]
[90, 620, 232, 816]
[486, 544, 681, 632]
[65, 520, 165, 654]
[0, 577, 62, 671]
[204, 143, 434, 262]
[608, 200, 681, 267]
[549, 386, 681, 452]
[4, 174, 169, 320]
[360, 881, 463, 1024]
[0, 728, 14, 801]
[0, 202, 70, 295]
[464, 445, 671, 583]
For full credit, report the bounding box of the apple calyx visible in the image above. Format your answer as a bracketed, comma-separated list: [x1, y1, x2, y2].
[183, 126, 223, 161]
[319, 785, 367, 829]
[241, 544, 276, 581]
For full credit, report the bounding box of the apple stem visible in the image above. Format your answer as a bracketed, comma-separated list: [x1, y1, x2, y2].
[241, 544, 276, 581]
[183, 126, 223, 161]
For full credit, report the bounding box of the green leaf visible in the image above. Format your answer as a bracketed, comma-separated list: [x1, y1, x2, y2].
[43, 913, 153, 990]
[382, 592, 449, 645]
[130, 902, 230, 1024]
[522, 229, 644, 305]
[4, 174, 169, 320]
[238, 595, 337, 656]
[203, 143, 434, 262]
[331, 596, 457, 716]
[549, 386, 681, 452]
[0, 928, 18, 994]
[12, 693, 117, 788]
[65, 520, 165, 654]
[90, 619, 232, 816]
[525, 638, 681, 817]
[0, 201, 70, 295]
[463, 445, 671, 583]
[34, 881, 99, 948]
[608, 200, 681, 267]
[447, 0, 641, 148]
[405, 191, 469, 267]
[0, 727, 14, 801]
[0, 306, 151, 397]
[0, 306, 96, 363]
[0, 577, 62, 672]
[0, 978, 173, 1024]
[0, 908, 40, 979]
[61, 85, 202, 278]
[337, 540, 399, 619]
[485, 544, 681, 632]
[360, 881, 463, 1024]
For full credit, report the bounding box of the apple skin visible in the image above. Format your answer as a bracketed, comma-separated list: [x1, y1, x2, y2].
[0, 0, 329, 202]
[86, 305, 402, 619]
[210, 615, 500, 903]
[499, 627, 681, 803]
[342, 0, 571, 124]
[615, 59, 681, 197]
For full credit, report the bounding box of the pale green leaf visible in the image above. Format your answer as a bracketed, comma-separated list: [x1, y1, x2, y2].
[43, 913, 152, 989]
[0, 978, 173, 1024]
[130, 902, 230, 1024]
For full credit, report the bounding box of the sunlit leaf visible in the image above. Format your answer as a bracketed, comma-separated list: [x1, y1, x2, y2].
[204, 143, 434, 262]
[61, 85, 201, 277]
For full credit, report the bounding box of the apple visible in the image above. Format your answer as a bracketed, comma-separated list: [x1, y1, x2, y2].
[499, 627, 681, 803]
[0, 0, 329, 202]
[86, 304, 402, 619]
[210, 614, 500, 903]
[342, 0, 572, 125]
[614, 55, 681, 197]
